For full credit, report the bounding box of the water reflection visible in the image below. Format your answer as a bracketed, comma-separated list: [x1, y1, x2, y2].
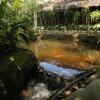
[40, 62, 84, 78]
[24, 40, 100, 70]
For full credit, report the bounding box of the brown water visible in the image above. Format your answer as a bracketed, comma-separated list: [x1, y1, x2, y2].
[23, 40, 100, 70]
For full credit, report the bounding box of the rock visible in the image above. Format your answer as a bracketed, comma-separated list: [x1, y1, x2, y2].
[66, 79, 100, 100]
[20, 83, 51, 100]
[32, 83, 51, 100]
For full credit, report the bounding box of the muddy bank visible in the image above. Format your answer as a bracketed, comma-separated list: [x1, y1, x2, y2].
[38, 31, 100, 49]
[77, 34, 100, 49]
[40, 32, 74, 41]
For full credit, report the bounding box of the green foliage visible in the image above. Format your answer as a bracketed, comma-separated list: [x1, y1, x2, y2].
[0, 18, 38, 54]
[90, 10, 100, 23]
[12, 0, 22, 12]
[94, 23, 100, 30]
[19, 0, 39, 15]
[0, 0, 38, 54]
[30, 0, 39, 11]
[21, 0, 39, 29]
[0, 18, 27, 52]
[73, 11, 81, 24]
[0, 0, 6, 18]
[0, 0, 11, 18]
[43, 25, 97, 31]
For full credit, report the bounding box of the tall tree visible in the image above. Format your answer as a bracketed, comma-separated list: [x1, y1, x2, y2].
[32, 0, 39, 30]
[22, 0, 39, 30]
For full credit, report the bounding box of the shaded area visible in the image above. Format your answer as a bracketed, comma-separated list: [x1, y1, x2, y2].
[0, 49, 39, 100]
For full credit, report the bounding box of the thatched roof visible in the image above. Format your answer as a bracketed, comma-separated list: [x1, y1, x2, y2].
[40, 0, 100, 11]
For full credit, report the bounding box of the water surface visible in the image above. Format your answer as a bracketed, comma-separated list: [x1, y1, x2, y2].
[40, 62, 84, 78]
[23, 40, 100, 70]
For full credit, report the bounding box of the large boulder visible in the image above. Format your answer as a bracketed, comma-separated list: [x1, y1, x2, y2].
[66, 79, 100, 100]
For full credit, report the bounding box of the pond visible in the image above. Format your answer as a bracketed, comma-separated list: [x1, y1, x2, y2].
[20, 39, 100, 99]
[23, 40, 100, 71]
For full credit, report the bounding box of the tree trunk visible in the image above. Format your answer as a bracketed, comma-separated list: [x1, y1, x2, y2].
[34, 11, 37, 30]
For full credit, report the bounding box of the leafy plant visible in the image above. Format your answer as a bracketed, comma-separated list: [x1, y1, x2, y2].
[0, 0, 38, 54]
[90, 10, 100, 23]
